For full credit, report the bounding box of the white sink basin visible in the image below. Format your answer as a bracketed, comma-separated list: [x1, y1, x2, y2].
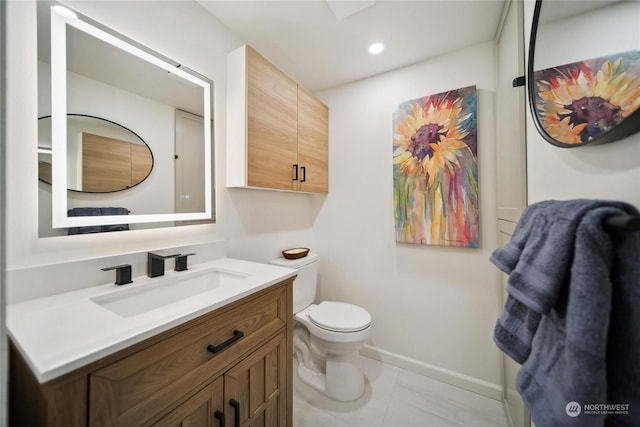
[91, 269, 249, 318]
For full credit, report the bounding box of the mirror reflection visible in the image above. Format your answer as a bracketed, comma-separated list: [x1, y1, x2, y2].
[37, 1, 214, 236]
[529, 0, 640, 147]
[38, 115, 154, 193]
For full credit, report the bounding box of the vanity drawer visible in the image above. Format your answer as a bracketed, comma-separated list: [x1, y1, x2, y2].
[88, 284, 288, 427]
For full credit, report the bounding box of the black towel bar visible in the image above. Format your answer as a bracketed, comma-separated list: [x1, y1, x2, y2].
[604, 215, 640, 231]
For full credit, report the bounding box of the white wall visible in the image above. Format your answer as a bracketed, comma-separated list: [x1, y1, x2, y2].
[314, 41, 503, 394]
[525, 0, 640, 206]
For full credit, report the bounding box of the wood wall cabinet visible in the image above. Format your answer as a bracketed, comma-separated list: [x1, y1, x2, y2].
[82, 133, 153, 193]
[10, 279, 294, 427]
[227, 45, 328, 194]
[297, 86, 329, 193]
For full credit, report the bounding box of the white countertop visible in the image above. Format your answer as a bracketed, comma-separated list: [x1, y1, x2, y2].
[7, 258, 296, 383]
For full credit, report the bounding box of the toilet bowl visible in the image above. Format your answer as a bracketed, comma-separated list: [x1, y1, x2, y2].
[269, 253, 373, 401]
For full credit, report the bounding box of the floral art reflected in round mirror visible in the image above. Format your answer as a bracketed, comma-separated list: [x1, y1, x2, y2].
[528, 0, 640, 147]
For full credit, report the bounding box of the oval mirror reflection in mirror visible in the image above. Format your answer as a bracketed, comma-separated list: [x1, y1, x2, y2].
[38, 114, 154, 193]
[528, 0, 640, 147]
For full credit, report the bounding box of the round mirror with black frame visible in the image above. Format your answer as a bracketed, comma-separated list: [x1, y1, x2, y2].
[528, 0, 640, 148]
[38, 114, 154, 193]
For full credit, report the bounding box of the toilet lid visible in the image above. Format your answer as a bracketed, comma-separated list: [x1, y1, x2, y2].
[309, 301, 372, 332]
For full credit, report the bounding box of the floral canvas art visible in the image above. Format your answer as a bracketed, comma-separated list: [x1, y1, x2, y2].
[393, 86, 479, 248]
[534, 50, 640, 145]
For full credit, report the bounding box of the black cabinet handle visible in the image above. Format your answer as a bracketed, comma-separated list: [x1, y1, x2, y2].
[512, 75, 525, 87]
[292, 164, 299, 181]
[207, 330, 244, 354]
[229, 399, 240, 427]
[214, 410, 225, 427]
[300, 166, 306, 183]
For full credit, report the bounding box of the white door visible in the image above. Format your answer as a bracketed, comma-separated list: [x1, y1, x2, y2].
[175, 109, 210, 218]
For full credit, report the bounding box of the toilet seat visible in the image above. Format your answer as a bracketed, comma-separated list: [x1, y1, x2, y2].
[309, 301, 372, 332]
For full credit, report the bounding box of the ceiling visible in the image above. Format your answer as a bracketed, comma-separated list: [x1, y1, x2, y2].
[199, 0, 509, 92]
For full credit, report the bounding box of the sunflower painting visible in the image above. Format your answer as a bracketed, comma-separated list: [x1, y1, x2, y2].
[534, 50, 640, 145]
[393, 86, 479, 248]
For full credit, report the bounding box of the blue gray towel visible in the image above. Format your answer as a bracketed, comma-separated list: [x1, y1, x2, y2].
[100, 207, 130, 232]
[100, 207, 129, 216]
[491, 199, 640, 427]
[67, 207, 102, 234]
[66, 207, 129, 234]
[67, 207, 102, 217]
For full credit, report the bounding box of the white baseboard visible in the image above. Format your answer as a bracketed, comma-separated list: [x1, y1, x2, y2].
[503, 399, 515, 427]
[360, 344, 503, 401]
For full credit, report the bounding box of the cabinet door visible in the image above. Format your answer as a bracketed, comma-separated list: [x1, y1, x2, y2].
[81, 133, 132, 192]
[224, 333, 287, 427]
[297, 87, 328, 194]
[153, 377, 224, 427]
[246, 46, 298, 191]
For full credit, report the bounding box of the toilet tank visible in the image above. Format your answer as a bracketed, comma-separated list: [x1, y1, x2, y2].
[269, 253, 319, 313]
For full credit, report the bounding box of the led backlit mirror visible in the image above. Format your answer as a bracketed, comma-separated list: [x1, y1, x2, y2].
[528, 0, 640, 147]
[38, 2, 213, 235]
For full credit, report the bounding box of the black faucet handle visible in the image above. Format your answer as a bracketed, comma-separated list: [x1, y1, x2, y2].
[147, 252, 182, 278]
[175, 253, 196, 272]
[149, 252, 182, 260]
[101, 264, 133, 286]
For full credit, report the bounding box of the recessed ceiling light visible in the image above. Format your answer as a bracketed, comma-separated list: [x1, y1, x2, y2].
[368, 42, 384, 55]
[52, 5, 78, 20]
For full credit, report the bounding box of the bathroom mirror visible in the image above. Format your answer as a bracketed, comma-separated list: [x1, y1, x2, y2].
[38, 114, 154, 193]
[528, 0, 640, 147]
[38, 1, 213, 232]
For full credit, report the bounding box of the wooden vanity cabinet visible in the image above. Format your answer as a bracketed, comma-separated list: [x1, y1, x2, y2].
[152, 377, 224, 427]
[227, 45, 329, 194]
[223, 332, 287, 425]
[9, 279, 294, 427]
[155, 331, 286, 427]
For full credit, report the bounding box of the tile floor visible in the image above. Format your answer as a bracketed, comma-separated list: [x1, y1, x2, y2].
[293, 356, 509, 427]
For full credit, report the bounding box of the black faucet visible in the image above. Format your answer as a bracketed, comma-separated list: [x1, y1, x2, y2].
[174, 253, 196, 271]
[101, 264, 133, 286]
[147, 252, 181, 278]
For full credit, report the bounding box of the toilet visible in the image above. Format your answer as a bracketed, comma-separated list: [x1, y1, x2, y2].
[270, 253, 373, 401]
